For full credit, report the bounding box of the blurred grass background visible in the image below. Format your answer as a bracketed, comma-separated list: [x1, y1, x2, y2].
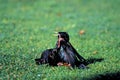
[0, 0, 120, 80]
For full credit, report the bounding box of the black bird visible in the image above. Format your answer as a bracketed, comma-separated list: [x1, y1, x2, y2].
[35, 48, 61, 66]
[55, 32, 86, 68]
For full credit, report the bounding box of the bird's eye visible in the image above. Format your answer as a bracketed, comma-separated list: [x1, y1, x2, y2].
[58, 34, 60, 38]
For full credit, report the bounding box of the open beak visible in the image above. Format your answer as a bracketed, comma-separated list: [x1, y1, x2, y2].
[53, 32, 58, 36]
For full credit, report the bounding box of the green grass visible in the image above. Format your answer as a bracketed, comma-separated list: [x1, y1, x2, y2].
[0, 0, 120, 80]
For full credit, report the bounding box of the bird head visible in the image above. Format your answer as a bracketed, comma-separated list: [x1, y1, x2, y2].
[54, 32, 69, 42]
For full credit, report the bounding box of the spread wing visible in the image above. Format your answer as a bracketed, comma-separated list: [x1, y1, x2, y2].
[67, 42, 86, 62]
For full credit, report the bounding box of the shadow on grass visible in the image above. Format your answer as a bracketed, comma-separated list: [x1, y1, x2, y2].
[85, 57, 104, 66]
[60, 71, 120, 80]
[82, 71, 120, 80]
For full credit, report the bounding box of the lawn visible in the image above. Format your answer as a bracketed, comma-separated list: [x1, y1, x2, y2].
[0, 0, 120, 80]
